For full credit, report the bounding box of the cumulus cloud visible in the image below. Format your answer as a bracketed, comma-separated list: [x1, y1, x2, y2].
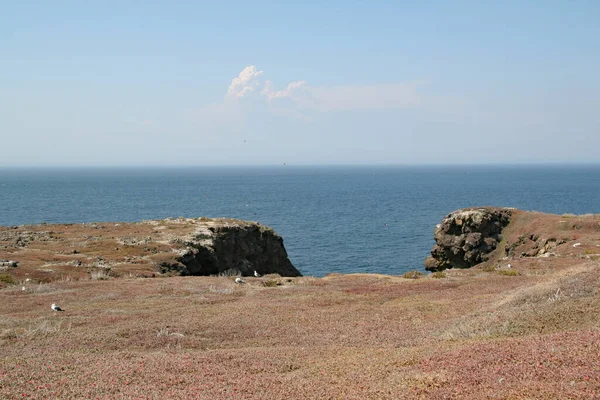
[262, 80, 308, 101]
[226, 65, 425, 113]
[227, 65, 264, 98]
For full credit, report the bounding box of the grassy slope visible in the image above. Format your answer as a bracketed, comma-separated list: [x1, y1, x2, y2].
[1, 211, 600, 399]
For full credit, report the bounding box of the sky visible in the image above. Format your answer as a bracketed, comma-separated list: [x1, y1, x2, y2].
[1, 0, 599, 167]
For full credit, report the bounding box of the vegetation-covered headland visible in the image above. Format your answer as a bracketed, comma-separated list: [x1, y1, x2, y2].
[0, 217, 301, 282]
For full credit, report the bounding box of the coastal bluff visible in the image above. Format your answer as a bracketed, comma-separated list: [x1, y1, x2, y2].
[0, 217, 301, 281]
[425, 207, 600, 271]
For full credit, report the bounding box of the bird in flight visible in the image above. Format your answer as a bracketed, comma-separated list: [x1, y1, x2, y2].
[51, 303, 64, 312]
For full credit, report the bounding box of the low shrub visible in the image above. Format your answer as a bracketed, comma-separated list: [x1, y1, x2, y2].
[498, 269, 519, 276]
[0, 273, 16, 285]
[431, 271, 446, 279]
[217, 269, 242, 277]
[403, 270, 423, 279]
[90, 269, 111, 280]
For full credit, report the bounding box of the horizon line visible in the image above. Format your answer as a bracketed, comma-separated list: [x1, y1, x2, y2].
[1, 162, 600, 169]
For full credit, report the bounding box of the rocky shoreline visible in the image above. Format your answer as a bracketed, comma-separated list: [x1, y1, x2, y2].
[2, 208, 600, 284]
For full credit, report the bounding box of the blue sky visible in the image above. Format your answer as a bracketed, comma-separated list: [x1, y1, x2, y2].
[2, 1, 599, 166]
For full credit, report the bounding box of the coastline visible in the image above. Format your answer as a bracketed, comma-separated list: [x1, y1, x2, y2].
[1, 209, 600, 397]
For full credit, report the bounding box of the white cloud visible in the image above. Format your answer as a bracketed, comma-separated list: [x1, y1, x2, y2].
[227, 65, 264, 98]
[225, 65, 427, 114]
[262, 81, 423, 112]
[262, 80, 307, 101]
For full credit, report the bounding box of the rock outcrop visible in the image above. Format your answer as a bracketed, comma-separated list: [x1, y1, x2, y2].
[503, 234, 566, 258]
[0, 260, 19, 270]
[168, 221, 301, 277]
[424, 207, 512, 271]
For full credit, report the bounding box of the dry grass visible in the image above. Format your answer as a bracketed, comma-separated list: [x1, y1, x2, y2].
[90, 269, 111, 281]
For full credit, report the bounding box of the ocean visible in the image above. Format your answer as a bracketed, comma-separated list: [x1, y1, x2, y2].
[1, 165, 599, 277]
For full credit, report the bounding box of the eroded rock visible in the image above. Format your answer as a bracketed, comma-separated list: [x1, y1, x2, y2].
[504, 235, 566, 258]
[425, 207, 512, 271]
[172, 222, 301, 277]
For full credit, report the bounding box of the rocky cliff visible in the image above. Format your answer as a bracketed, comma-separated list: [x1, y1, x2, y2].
[425, 207, 600, 272]
[0, 217, 301, 281]
[424, 207, 513, 271]
[168, 220, 300, 277]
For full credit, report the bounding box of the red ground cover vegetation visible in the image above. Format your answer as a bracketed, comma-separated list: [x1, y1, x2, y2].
[1, 211, 599, 398]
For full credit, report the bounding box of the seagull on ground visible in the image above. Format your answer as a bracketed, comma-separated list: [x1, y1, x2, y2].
[254, 270, 261, 277]
[235, 277, 245, 284]
[51, 303, 64, 312]
[507, 264, 512, 269]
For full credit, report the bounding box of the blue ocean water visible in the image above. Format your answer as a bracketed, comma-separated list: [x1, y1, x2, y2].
[1, 166, 599, 277]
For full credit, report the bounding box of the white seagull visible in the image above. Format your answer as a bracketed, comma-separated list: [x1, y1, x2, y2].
[507, 264, 512, 269]
[235, 277, 245, 284]
[51, 303, 64, 312]
[254, 270, 261, 278]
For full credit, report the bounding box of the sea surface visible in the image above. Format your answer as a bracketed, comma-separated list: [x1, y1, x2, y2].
[1, 165, 599, 277]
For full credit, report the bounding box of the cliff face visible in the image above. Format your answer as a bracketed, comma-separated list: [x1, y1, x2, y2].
[424, 207, 513, 271]
[0, 217, 301, 281]
[171, 222, 300, 277]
